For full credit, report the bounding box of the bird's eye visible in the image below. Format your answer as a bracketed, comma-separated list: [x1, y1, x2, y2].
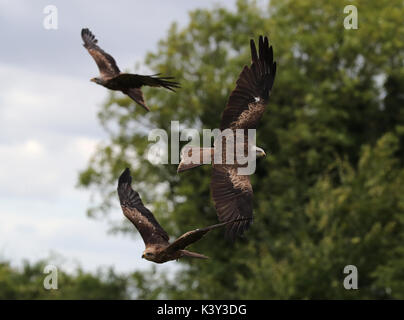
[146, 252, 153, 257]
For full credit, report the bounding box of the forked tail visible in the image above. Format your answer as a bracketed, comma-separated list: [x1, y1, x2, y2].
[177, 147, 214, 173]
[181, 250, 209, 259]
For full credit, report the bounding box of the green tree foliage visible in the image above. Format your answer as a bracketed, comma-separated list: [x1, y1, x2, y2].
[0, 259, 174, 299]
[0, 260, 130, 299]
[78, 0, 404, 298]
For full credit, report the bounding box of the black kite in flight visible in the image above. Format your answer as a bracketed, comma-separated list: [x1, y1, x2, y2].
[81, 28, 180, 111]
[177, 36, 277, 240]
[117, 168, 249, 263]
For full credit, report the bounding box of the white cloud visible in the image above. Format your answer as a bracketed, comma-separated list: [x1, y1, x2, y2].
[0, 63, 176, 274]
[0, 137, 98, 198]
[0, 62, 105, 197]
[0, 199, 177, 273]
[0, 63, 105, 140]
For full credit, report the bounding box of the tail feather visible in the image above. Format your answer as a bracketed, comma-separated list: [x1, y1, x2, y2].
[177, 161, 204, 173]
[181, 250, 209, 260]
[177, 147, 213, 173]
[150, 75, 180, 92]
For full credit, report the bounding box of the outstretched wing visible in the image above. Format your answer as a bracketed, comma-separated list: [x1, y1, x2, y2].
[81, 28, 120, 79]
[108, 73, 180, 91]
[164, 218, 251, 254]
[220, 35, 276, 130]
[210, 166, 253, 240]
[117, 168, 169, 246]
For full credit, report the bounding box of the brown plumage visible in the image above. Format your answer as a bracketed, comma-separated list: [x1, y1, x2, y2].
[117, 168, 250, 263]
[81, 28, 180, 111]
[177, 36, 276, 240]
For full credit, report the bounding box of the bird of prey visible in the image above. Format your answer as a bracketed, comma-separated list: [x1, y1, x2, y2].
[117, 168, 249, 263]
[81, 28, 180, 111]
[177, 36, 276, 240]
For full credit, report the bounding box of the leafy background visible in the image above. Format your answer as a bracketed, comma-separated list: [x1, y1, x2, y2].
[2, 0, 404, 299]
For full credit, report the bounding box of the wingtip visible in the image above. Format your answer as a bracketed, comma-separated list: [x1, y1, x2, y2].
[263, 35, 269, 47]
[81, 27, 97, 45]
[81, 27, 90, 36]
[250, 38, 258, 62]
[259, 35, 264, 46]
[251, 35, 272, 64]
[118, 168, 132, 186]
[140, 103, 150, 112]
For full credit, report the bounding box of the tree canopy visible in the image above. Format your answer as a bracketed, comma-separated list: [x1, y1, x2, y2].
[0, 259, 129, 299]
[78, 0, 404, 299]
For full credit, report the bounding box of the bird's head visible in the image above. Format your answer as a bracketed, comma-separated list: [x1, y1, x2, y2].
[142, 249, 157, 261]
[90, 77, 102, 85]
[253, 146, 266, 158]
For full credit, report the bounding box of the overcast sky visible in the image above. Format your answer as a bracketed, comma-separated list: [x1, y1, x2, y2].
[0, 0, 237, 273]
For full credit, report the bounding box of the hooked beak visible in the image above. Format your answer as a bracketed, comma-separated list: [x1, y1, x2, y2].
[141, 254, 145, 259]
[255, 147, 266, 158]
[90, 78, 96, 82]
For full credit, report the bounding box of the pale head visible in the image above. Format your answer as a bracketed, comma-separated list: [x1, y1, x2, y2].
[253, 145, 266, 158]
[90, 77, 103, 85]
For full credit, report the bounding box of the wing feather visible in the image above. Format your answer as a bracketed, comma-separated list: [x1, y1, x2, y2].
[220, 35, 276, 130]
[108, 73, 180, 91]
[210, 165, 253, 240]
[117, 168, 169, 246]
[81, 28, 120, 79]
